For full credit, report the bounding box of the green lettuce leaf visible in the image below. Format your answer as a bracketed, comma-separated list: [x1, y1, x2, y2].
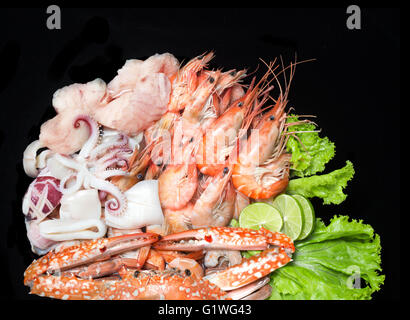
[268, 215, 384, 300]
[286, 115, 335, 178]
[286, 161, 355, 205]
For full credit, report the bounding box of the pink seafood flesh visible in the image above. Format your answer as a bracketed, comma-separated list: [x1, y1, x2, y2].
[94, 72, 171, 135]
[39, 53, 179, 154]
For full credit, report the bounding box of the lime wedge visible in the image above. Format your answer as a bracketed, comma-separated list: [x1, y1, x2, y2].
[239, 202, 283, 232]
[272, 194, 303, 240]
[292, 194, 315, 240]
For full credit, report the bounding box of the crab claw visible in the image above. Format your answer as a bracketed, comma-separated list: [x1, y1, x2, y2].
[24, 232, 159, 285]
[259, 227, 295, 253]
[153, 227, 294, 252]
[154, 227, 269, 251]
[204, 247, 291, 291]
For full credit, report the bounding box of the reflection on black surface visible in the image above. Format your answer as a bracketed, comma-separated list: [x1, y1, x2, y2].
[47, 16, 110, 81]
[0, 40, 21, 93]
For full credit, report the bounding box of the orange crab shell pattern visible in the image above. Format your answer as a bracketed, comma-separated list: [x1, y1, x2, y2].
[29, 271, 230, 300]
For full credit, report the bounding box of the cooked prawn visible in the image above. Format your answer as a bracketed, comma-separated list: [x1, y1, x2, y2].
[162, 202, 194, 234]
[168, 52, 215, 113]
[232, 61, 296, 199]
[195, 77, 263, 176]
[233, 189, 250, 220]
[189, 166, 234, 228]
[158, 163, 198, 210]
[168, 257, 204, 279]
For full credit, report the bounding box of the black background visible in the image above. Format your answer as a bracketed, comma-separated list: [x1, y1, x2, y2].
[0, 6, 400, 309]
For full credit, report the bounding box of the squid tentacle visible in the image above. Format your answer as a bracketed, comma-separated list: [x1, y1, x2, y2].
[75, 115, 101, 159]
[88, 176, 127, 216]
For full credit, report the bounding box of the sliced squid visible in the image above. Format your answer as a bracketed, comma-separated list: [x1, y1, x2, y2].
[46, 154, 74, 180]
[105, 180, 164, 229]
[25, 220, 57, 252]
[39, 218, 107, 241]
[59, 189, 101, 220]
[23, 140, 43, 178]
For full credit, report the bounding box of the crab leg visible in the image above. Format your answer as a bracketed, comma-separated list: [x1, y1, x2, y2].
[225, 276, 270, 300]
[24, 232, 159, 285]
[204, 247, 291, 291]
[29, 274, 110, 300]
[158, 250, 205, 264]
[241, 284, 273, 300]
[154, 227, 295, 252]
[68, 256, 145, 279]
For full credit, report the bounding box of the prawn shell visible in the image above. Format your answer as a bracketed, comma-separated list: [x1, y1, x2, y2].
[232, 163, 290, 199]
[158, 164, 198, 210]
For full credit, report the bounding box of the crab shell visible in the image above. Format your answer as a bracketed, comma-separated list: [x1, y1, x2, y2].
[24, 227, 294, 300]
[29, 269, 230, 300]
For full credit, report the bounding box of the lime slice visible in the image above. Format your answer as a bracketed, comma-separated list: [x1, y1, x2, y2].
[242, 251, 259, 258]
[229, 219, 239, 228]
[292, 194, 315, 240]
[254, 197, 273, 205]
[272, 194, 303, 240]
[239, 202, 283, 232]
